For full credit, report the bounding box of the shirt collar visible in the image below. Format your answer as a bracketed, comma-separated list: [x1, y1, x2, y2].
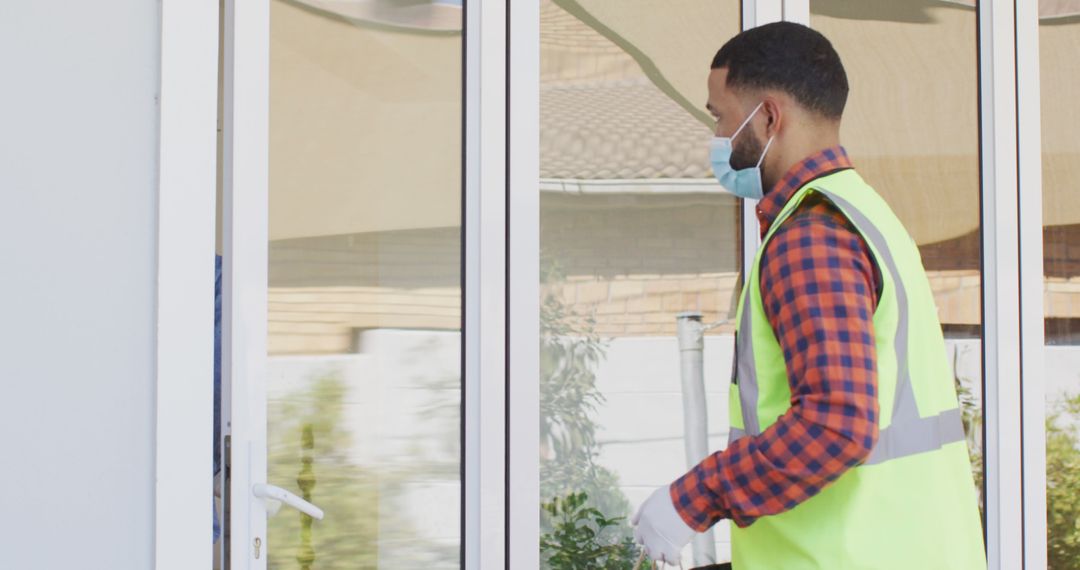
[755, 145, 852, 237]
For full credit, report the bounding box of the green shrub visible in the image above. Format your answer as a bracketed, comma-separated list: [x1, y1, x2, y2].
[1048, 393, 1080, 570]
[540, 254, 641, 567]
[541, 492, 648, 570]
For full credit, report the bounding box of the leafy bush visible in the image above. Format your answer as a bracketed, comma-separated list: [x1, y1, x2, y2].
[540, 255, 640, 567]
[957, 352, 1080, 570]
[1047, 393, 1080, 570]
[541, 492, 648, 570]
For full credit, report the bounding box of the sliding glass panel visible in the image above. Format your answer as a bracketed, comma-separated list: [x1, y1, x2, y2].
[810, 0, 985, 516]
[266, 1, 462, 568]
[537, 1, 740, 565]
[1039, 6, 1080, 569]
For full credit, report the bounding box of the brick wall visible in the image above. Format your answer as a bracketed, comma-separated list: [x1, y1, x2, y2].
[264, 197, 1080, 353]
[268, 228, 460, 354]
[548, 273, 741, 337]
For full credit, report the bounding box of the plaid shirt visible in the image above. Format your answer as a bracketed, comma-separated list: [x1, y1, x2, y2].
[671, 146, 884, 530]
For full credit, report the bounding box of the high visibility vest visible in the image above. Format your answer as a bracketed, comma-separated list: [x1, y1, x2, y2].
[728, 169, 986, 569]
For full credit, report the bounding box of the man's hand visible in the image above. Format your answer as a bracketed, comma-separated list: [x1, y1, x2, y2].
[632, 484, 696, 565]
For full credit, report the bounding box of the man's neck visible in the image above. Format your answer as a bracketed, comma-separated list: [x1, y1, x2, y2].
[764, 133, 842, 193]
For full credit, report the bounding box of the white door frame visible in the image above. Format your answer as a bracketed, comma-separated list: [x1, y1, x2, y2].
[468, 0, 514, 567]
[977, 0, 1027, 567]
[1015, 0, 1047, 567]
[217, 1, 497, 569]
[507, 0, 540, 567]
[220, 0, 269, 567]
[154, 1, 219, 568]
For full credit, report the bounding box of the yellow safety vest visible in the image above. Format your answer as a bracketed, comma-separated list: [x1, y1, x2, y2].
[728, 169, 986, 569]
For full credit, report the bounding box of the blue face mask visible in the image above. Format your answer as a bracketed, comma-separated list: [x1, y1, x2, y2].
[709, 102, 775, 200]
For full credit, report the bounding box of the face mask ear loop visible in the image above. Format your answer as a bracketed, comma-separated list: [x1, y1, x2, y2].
[756, 134, 777, 168]
[730, 101, 764, 140]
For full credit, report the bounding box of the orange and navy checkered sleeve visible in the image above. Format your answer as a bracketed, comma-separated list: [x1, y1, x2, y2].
[669, 199, 882, 530]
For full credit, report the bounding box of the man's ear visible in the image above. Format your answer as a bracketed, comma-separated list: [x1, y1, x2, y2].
[761, 97, 782, 137]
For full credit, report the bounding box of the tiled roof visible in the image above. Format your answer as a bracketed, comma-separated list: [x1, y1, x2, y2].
[539, 0, 714, 181]
[540, 78, 713, 180]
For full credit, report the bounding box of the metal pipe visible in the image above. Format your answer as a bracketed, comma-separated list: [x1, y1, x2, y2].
[676, 312, 717, 566]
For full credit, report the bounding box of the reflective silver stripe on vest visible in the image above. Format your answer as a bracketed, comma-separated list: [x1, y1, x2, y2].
[728, 426, 747, 446]
[865, 407, 966, 464]
[736, 300, 760, 436]
[730, 185, 966, 465]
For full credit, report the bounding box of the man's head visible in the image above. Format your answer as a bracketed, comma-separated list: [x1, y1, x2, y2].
[707, 22, 848, 191]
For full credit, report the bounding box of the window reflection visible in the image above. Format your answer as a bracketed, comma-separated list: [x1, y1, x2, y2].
[539, 0, 741, 565]
[810, 0, 985, 509]
[1039, 4, 1080, 568]
[266, 0, 462, 567]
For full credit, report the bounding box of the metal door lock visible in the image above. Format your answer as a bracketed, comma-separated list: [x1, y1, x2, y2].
[254, 537, 262, 559]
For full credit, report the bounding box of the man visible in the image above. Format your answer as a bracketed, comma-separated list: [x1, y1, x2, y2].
[632, 22, 985, 569]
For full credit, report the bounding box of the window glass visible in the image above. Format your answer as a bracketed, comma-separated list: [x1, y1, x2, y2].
[1039, 5, 1080, 568]
[810, 0, 985, 514]
[538, 1, 741, 565]
[266, 1, 463, 567]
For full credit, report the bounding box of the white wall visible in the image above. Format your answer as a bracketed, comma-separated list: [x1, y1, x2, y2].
[591, 336, 986, 565]
[593, 335, 735, 563]
[0, 2, 161, 568]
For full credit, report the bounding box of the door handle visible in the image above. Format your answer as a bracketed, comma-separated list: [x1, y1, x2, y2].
[252, 483, 325, 520]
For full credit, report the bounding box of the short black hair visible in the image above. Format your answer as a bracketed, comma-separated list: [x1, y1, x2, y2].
[711, 22, 848, 120]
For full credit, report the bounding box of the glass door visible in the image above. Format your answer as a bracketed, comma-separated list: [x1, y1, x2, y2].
[223, 1, 465, 568]
[808, 0, 986, 517]
[527, 1, 988, 567]
[1038, 8, 1080, 569]
[263, 1, 464, 567]
[534, 1, 742, 566]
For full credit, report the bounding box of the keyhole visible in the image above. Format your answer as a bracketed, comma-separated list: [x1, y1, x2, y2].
[254, 537, 262, 559]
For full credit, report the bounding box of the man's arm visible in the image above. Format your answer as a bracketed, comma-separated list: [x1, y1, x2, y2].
[671, 207, 881, 530]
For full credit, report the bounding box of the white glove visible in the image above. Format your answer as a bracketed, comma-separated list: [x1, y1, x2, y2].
[631, 484, 696, 565]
